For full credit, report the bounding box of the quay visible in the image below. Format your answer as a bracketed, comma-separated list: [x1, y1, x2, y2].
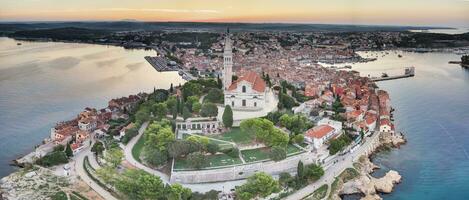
[145, 56, 180, 72]
[371, 67, 415, 82]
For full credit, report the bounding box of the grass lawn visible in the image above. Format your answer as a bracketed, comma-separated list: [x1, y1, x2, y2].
[209, 128, 255, 145]
[174, 154, 242, 170]
[241, 147, 271, 163]
[287, 144, 302, 155]
[132, 134, 145, 162]
[182, 134, 234, 151]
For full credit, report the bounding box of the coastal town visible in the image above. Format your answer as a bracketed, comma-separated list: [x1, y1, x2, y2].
[0, 29, 415, 200]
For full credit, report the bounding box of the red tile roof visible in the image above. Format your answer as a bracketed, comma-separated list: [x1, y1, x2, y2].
[380, 118, 391, 126]
[227, 71, 266, 93]
[305, 125, 334, 139]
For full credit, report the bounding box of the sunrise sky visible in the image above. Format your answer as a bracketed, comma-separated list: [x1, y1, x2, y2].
[1, 0, 468, 27]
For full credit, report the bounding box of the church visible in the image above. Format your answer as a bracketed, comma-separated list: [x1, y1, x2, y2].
[222, 30, 267, 111]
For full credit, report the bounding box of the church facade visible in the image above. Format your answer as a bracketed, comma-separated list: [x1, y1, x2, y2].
[222, 31, 267, 111]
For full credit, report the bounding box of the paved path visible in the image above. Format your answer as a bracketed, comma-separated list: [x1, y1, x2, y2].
[121, 121, 171, 183]
[74, 143, 118, 200]
[285, 132, 380, 200]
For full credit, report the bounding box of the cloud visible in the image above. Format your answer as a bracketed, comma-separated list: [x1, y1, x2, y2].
[100, 8, 221, 14]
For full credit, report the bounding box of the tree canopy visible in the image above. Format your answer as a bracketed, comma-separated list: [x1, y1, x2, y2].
[240, 118, 289, 148]
[222, 105, 233, 128]
[235, 172, 280, 200]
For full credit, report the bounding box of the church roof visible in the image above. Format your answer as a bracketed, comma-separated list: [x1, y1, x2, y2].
[227, 71, 266, 93]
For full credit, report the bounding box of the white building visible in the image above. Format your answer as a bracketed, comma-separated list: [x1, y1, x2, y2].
[222, 30, 268, 111]
[379, 118, 393, 133]
[224, 72, 267, 111]
[304, 118, 343, 149]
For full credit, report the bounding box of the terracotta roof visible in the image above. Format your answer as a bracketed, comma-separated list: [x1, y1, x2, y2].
[380, 118, 391, 126]
[227, 71, 266, 92]
[305, 125, 335, 139]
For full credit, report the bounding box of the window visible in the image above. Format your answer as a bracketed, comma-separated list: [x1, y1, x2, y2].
[232, 101, 235, 107]
[242, 99, 246, 106]
[242, 86, 246, 93]
[254, 102, 257, 107]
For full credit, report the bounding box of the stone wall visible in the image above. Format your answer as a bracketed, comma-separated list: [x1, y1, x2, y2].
[170, 152, 316, 184]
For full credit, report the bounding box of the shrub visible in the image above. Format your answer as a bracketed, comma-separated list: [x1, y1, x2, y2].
[36, 151, 68, 167]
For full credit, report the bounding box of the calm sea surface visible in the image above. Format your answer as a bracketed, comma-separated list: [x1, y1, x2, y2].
[336, 51, 469, 199]
[0, 37, 184, 177]
[1, 38, 469, 199]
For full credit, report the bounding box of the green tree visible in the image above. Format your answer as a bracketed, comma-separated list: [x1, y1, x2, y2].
[115, 169, 165, 200]
[166, 96, 177, 109]
[269, 146, 287, 161]
[65, 143, 73, 157]
[297, 161, 305, 180]
[186, 135, 209, 148]
[172, 104, 178, 119]
[205, 88, 224, 103]
[187, 152, 206, 169]
[222, 105, 233, 128]
[91, 141, 105, 156]
[200, 102, 218, 117]
[304, 164, 325, 182]
[96, 166, 118, 186]
[145, 127, 175, 152]
[142, 147, 168, 167]
[183, 106, 192, 120]
[35, 151, 68, 167]
[104, 148, 123, 167]
[169, 83, 174, 93]
[152, 102, 168, 119]
[293, 134, 305, 144]
[181, 81, 203, 100]
[206, 143, 219, 155]
[167, 140, 202, 158]
[235, 172, 280, 200]
[165, 183, 192, 200]
[135, 108, 150, 125]
[154, 89, 169, 103]
[192, 102, 202, 114]
[279, 172, 294, 188]
[217, 75, 223, 89]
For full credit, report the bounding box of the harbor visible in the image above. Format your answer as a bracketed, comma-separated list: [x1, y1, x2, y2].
[144, 56, 180, 72]
[371, 67, 415, 82]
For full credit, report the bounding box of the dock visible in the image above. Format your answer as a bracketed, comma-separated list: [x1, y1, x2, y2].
[145, 56, 180, 72]
[371, 67, 415, 82]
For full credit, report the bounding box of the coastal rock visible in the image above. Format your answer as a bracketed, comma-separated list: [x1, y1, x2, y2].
[337, 156, 402, 200]
[373, 170, 401, 193]
[380, 132, 406, 148]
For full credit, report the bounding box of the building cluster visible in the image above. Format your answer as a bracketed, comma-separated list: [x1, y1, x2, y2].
[49, 94, 147, 154]
[170, 31, 404, 79]
[295, 69, 395, 150]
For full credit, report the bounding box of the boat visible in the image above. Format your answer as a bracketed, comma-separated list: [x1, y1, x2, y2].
[381, 73, 389, 78]
[17, 43, 22, 45]
[398, 54, 402, 58]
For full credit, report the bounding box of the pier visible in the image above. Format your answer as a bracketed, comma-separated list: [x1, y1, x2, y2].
[371, 67, 415, 82]
[145, 56, 180, 72]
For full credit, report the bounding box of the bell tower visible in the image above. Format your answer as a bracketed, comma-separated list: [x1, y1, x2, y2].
[223, 28, 233, 90]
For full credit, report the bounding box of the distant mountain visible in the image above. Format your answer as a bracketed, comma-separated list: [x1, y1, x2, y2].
[0, 21, 449, 33]
[10, 27, 109, 40]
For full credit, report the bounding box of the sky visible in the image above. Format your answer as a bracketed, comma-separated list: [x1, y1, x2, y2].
[1, 0, 468, 27]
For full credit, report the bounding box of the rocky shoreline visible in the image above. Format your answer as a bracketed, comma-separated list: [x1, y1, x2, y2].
[0, 166, 102, 200]
[330, 131, 407, 200]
